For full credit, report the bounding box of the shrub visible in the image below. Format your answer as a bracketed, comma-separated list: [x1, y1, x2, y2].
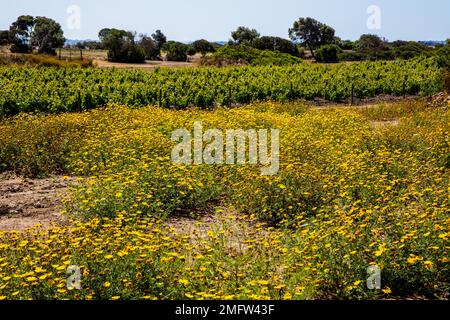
[252, 36, 299, 57]
[162, 41, 188, 62]
[211, 45, 302, 66]
[315, 44, 340, 63]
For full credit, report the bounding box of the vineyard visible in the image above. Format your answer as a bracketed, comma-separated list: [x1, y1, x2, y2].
[0, 57, 443, 115]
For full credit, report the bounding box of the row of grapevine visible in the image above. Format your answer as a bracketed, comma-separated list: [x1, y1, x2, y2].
[0, 57, 443, 115]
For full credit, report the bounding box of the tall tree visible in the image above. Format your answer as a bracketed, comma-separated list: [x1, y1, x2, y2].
[100, 28, 145, 63]
[356, 34, 391, 60]
[231, 26, 260, 44]
[288, 17, 335, 60]
[98, 28, 113, 42]
[139, 34, 160, 60]
[152, 30, 167, 50]
[9, 15, 35, 53]
[31, 17, 65, 54]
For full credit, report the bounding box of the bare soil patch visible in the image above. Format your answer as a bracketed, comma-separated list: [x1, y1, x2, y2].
[0, 173, 70, 232]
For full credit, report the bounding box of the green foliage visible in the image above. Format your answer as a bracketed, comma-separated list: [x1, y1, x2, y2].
[231, 26, 260, 44]
[252, 36, 299, 57]
[9, 15, 35, 53]
[100, 29, 145, 63]
[192, 39, 215, 55]
[435, 46, 450, 70]
[356, 34, 392, 61]
[162, 41, 188, 62]
[390, 41, 431, 60]
[138, 35, 159, 60]
[0, 30, 10, 45]
[151, 30, 167, 50]
[212, 45, 302, 66]
[8, 15, 64, 55]
[315, 44, 340, 63]
[31, 17, 65, 55]
[289, 17, 335, 59]
[0, 57, 443, 115]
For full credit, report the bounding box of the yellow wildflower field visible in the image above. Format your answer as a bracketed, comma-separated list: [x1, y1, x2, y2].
[0, 100, 448, 299]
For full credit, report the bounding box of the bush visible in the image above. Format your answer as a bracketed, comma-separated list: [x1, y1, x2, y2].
[252, 36, 299, 57]
[192, 39, 215, 56]
[162, 41, 188, 62]
[391, 41, 431, 60]
[338, 51, 365, 61]
[211, 45, 302, 66]
[315, 44, 340, 63]
[435, 46, 450, 70]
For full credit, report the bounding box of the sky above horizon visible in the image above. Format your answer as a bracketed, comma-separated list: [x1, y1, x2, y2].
[1, 0, 449, 42]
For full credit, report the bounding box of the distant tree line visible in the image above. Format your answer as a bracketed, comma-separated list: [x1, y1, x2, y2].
[1, 15, 448, 65]
[225, 18, 450, 65]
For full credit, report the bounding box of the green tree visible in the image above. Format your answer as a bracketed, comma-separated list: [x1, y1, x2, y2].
[356, 34, 392, 60]
[152, 30, 167, 50]
[101, 29, 145, 63]
[192, 39, 215, 56]
[252, 36, 299, 56]
[9, 15, 35, 53]
[98, 28, 112, 43]
[162, 41, 188, 61]
[0, 30, 10, 45]
[288, 17, 335, 60]
[31, 17, 65, 55]
[139, 34, 160, 60]
[231, 27, 260, 44]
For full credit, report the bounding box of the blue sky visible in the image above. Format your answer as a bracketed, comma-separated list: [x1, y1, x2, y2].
[1, 0, 449, 42]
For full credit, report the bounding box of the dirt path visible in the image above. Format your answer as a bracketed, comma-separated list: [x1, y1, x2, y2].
[0, 173, 70, 232]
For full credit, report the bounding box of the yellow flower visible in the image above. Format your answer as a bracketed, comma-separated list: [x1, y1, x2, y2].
[179, 279, 189, 286]
[382, 287, 392, 294]
[283, 293, 292, 299]
[39, 274, 49, 280]
[103, 281, 111, 288]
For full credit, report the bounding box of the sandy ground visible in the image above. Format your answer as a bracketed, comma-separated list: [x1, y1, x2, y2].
[0, 173, 70, 232]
